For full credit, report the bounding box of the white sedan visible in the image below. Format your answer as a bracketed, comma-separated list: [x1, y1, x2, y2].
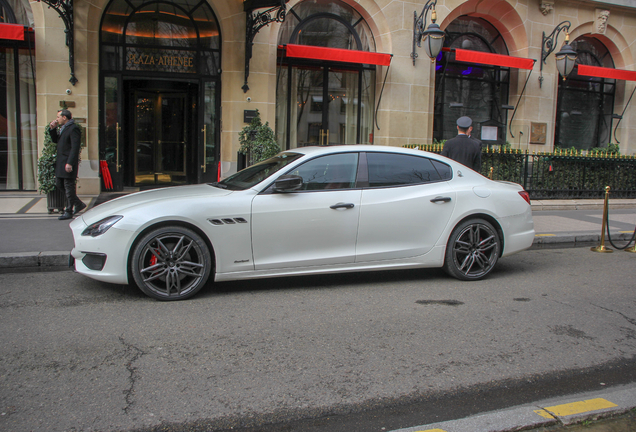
[70, 145, 534, 300]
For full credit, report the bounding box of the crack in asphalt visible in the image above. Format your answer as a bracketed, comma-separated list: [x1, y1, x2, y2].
[118, 336, 146, 414]
[593, 303, 636, 327]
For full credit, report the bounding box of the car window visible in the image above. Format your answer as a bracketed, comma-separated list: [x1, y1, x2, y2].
[215, 152, 303, 190]
[287, 153, 359, 191]
[431, 159, 452, 180]
[367, 153, 443, 187]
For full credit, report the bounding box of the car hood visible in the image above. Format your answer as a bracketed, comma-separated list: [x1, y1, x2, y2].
[82, 184, 233, 223]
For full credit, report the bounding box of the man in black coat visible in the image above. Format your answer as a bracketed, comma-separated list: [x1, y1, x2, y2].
[441, 116, 482, 172]
[49, 109, 86, 220]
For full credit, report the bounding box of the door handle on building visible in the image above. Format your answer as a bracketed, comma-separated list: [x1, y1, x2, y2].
[201, 125, 207, 172]
[116, 122, 121, 172]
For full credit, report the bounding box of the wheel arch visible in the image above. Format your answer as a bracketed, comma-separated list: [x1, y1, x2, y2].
[452, 213, 505, 257]
[126, 220, 217, 283]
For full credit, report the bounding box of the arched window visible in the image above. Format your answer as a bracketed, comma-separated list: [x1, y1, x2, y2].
[434, 16, 510, 146]
[276, 0, 377, 148]
[555, 37, 615, 150]
[101, 0, 220, 75]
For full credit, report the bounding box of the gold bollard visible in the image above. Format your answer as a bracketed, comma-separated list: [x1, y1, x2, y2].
[591, 186, 613, 253]
[489, 167, 494, 180]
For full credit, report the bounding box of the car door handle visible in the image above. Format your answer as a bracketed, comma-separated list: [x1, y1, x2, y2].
[430, 196, 452, 203]
[330, 202, 355, 210]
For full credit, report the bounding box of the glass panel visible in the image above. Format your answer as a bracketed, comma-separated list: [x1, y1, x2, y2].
[556, 90, 601, 150]
[198, 51, 220, 76]
[294, 67, 323, 147]
[135, 93, 155, 176]
[367, 153, 441, 187]
[159, 94, 186, 175]
[126, 3, 198, 47]
[287, 153, 358, 190]
[327, 68, 358, 145]
[202, 82, 216, 176]
[101, 45, 121, 71]
[191, 3, 221, 50]
[297, 18, 357, 49]
[18, 48, 36, 190]
[0, 47, 11, 189]
[275, 65, 289, 149]
[359, 69, 374, 144]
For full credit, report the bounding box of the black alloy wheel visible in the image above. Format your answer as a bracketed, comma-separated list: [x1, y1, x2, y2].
[131, 226, 212, 300]
[443, 218, 501, 280]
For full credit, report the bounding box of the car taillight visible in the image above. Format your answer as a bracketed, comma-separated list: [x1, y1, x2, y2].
[518, 191, 531, 205]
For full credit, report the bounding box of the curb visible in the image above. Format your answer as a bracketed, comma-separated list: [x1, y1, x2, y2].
[390, 384, 636, 432]
[0, 251, 69, 269]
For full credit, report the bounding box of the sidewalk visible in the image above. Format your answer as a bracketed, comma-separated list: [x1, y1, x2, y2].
[0, 192, 635, 269]
[390, 383, 636, 432]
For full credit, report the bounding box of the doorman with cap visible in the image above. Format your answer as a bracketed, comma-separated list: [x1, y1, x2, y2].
[441, 116, 482, 172]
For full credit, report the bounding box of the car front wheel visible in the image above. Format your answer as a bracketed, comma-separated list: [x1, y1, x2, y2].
[131, 226, 212, 300]
[443, 218, 500, 281]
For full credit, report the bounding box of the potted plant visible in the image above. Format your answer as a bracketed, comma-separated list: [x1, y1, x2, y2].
[238, 110, 280, 166]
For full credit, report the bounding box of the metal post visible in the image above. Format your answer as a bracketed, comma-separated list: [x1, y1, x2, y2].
[591, 186, 613, 253]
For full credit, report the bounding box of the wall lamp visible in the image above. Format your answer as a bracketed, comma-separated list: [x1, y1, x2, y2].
[411, 0, 445, 65]
[539, 21, 578, 87]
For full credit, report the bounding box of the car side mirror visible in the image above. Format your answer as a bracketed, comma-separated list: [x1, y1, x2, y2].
[273, 175, 303, 193]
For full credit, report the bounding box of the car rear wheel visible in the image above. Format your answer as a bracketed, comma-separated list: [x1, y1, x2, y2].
[131, 226, 212, 300]
[443, 218, 500, 281]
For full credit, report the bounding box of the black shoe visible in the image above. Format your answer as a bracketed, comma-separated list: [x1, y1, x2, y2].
[58, 212, 73, 220]
[73, 202, 87, 215]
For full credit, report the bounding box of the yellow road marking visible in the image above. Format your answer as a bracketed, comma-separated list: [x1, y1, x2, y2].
[535, 234, 556, 237]
[414, 429, 447, 432]
[541, 398, 617, 417]
[534, 409, 556, 419]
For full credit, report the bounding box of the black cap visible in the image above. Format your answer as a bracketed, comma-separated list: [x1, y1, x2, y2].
[457, 116, 472, 128]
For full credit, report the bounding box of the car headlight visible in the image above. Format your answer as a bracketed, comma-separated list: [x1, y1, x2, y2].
[82, 216, 123, 237]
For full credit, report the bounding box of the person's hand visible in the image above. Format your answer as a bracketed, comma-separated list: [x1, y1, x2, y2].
[65, 164, 72, 173]
[50, 120, 58, 129]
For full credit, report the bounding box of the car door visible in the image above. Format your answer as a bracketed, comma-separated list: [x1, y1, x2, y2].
[251, 153, 362, 270]
[355, 152, 456, 262]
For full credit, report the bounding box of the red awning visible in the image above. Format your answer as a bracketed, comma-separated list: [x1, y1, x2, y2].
[0, 23, 26, 41]
[284, 44, 392, 67]
[443, 47, 535, 70]
[577, 64, 636, 81]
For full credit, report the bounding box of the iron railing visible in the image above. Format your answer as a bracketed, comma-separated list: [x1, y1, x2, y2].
[405, 145, 636, 200]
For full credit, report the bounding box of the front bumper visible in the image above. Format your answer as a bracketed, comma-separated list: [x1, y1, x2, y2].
[70, 217, 135, 285]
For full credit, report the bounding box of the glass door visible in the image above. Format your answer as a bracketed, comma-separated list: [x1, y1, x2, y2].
[134, 91, 187, 185]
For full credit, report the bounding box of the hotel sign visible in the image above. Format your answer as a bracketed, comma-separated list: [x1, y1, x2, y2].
[126, 48, 196, 74]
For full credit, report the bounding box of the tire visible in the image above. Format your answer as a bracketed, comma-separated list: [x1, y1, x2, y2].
[443, 218, 501, 281]
[131, 226, 212, 300]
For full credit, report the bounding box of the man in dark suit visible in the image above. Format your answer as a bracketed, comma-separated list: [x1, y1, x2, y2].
[441, 116, 482, 172]
[49, 109, 86, 220]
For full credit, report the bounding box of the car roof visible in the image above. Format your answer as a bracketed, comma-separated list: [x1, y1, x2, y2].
[283, 145, 432, 157]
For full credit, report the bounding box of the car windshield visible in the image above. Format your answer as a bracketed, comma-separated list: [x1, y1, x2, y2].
[212, 152, 303, 190]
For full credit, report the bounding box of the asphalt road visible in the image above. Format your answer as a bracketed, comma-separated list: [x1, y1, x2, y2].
[0, 247, 634, 432]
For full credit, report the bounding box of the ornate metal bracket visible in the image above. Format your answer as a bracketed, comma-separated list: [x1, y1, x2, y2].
[411, 0, 437, 65]
[37, 0, 77, 85]
[539, 20, 571, 87]
[243, 0, 287, 93]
